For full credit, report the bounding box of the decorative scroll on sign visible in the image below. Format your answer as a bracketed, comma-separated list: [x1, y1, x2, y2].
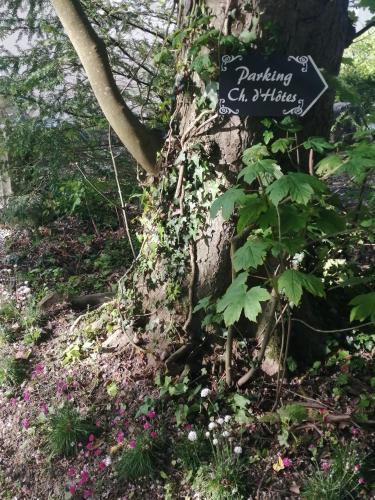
[219, 54, 328, 117]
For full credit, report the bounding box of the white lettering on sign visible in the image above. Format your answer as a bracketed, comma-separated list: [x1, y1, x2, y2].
[228, 88, 248, 102]
[252, 88, 297, 103]
[236, 66, 293, 87]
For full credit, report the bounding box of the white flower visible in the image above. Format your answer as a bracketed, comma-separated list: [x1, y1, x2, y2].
[208, 422, 216, 431]
[222, 431, 230, 438]
[188, 431, 198, 442]
[224, 415, 231, 423]
[234, 446, 242, 455]
[205, 431, 210, 438]
[212, 438, 218, 445]
[217, 417, 224, 425]
[104, 456, 112, 466]
[200, 388, 211, 398]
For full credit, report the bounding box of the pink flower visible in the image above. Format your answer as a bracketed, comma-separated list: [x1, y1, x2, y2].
[358, 477, 365, 485]
[321, 461, 330, 472]
[68, 485, 76, 495]
[93, 448, 101, 457]
[9, 398, 17, 406]
[184, 423, 192, 431]
[351, 426, 360, 436]
[88, 434, 95, 442]
[56, 380, 69, 396]
[22, 418, 30, 429]
[32, 364, 44, 377]
[282, 457, 292, 468]
[354, 464, 361, 473]
[150, 431, 157, 439]
[128, 439, 137, 449]
[67, 467, 76, 478]
[143, 422, 151, 430]
[86, 442, 93, 451]
[83, 489, 93, 498]
[40, 402, 49, 416]
[23, 390, 31, 402]
[118, 407, 125, 416]
[81, 471, 88, 484]
[147, 410, 156, 419]
[116, 431, 124, 444]
[98, 460, 106, 471]
[308, 444, 316, 450]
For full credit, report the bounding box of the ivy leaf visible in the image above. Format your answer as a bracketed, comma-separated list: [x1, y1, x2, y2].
[233, 239, 270, 271]
[217, 272, 248, 326]
[278, 270, 325, 305]
[271, 138, 293, 154]
[263, 130, 274, 145]
[210, 187, 246, 220]
[244, 286, 270, 322]
[193, 296, 211, 313]
[350, 293, 375, 324]
[239, 29, 257, 44]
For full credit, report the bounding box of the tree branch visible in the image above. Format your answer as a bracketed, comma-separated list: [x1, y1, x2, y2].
[51, 0, 162, 176]
[352, 20, 375, 41]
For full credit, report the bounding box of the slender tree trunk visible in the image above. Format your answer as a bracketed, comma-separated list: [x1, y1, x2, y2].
[51, 0, 162, 176]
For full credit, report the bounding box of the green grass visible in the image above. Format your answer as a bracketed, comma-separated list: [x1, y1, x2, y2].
[48, 405, 97, 456]
[117, 432, 165, 481]
[193, 460, 246, 500]
[175, 431, 212, 472]
[0, 356, 28, 386]
[0, 300, 19, 322]
[302, 444, 366, 499]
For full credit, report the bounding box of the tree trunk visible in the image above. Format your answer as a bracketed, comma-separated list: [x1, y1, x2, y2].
[136, 0, 352, 378]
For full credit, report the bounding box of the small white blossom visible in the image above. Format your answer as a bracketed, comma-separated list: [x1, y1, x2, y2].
[217, 417, 224, 425]
[104, 456, 112, 466]
[224, 415, 231, 423]
[212, 438, 218, 445]
[234, 446, 242, 455]
[208, 422, 216, 431]
[205, 431, 210, 438]
[188, 431, 198, 442]
[200, 388, 211, 398]
[222, 431, 230, 438]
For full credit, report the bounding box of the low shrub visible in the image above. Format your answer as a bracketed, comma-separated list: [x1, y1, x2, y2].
[48, 405, 97, 456]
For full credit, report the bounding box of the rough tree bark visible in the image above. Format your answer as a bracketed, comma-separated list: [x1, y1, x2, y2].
[148, 0, 354, 377]
[52, 0, 354, 377]
[178, 0, 353, 302]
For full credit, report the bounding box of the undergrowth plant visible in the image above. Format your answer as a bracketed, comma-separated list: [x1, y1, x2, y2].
[116, 431, 165, 481]
[47, 405, 97, 456]
[302, 443, 366, 499]
[0, 356, 28, 386]
[208, 118, 375, 385]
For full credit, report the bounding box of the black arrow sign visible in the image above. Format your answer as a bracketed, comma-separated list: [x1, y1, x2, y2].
[219, 54, 328, 117]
